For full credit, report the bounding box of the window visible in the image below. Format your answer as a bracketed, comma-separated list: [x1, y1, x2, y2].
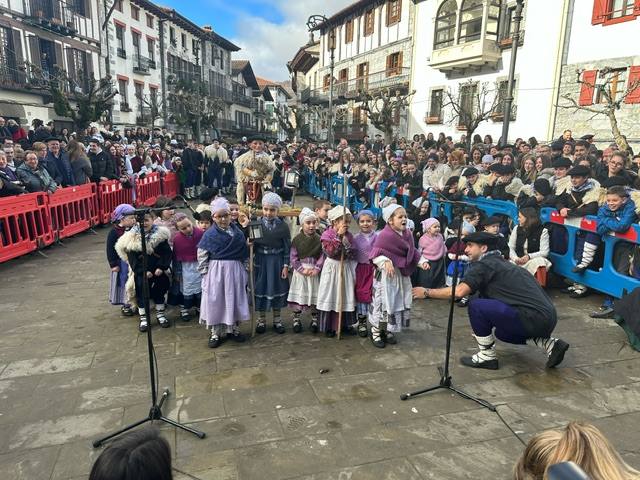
[494, 80, 517, 120]
[132, 32, 141, 56]
[118, 79, 128, 105]
[211, 45, 216, 66]
[386, 0, 401, 26]
[596, 68, 628, 103]
[428, 89, 443, 122]
[434, 0, 457, 49]
[169, 27, 176, 46]
[73, 0, 87, 17]
[364, 9, 375, 36]
[356, 62, 369, 91]
[219, 50, 225, 69]
[499, 4, 521, 41]
[592, 0, 638, 24]
[352, 106, 366, 125]
[146, 14, 154, 28]
[323, 73, 331, 92]
[114, 0, 123, 12]
[458, 83, 478, 127]
[131, 6, 139, 21]
[345, 19, 354, 43]
[459, 0, 483, 43]
[610, 0, 635, 18]
[115, 25, 125, 57]
[147, 39, 155, 64]
[386, 52, 403, 76]
[181, 33, 186, 49]
[192, 39, 198, 57]
[338, 68, 348, 83]
[134, 82, 143, 100]
[486, 0, 501, 41]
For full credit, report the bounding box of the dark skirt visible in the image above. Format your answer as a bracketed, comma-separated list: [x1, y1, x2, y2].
[415, 257, 446, 289]
[109, 259, 129, 305]
[254, 252, 289, 311]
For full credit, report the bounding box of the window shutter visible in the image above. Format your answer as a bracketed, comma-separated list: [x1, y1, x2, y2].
[28, 36, 40, 66]
[54, 42, 64, 69]
[591, 0, 608, 24]
[625, 66, 640, 104]
[86, 51, 94, 81]
[579, 70, 597, 106]
[11, 30, 26, 83]
[66, 47, 76, 83]
[398, 51, 403, 74]
[635, 0, 640, 15]
[385, 55, 391, 76]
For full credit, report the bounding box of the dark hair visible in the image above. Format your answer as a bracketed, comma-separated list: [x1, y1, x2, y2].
[606, 185, 629, 198]
[89, 427, 172, 480]
[193, 210, 212, 222]
[313, 199, 331, 211]
[519, 207, 541, 231]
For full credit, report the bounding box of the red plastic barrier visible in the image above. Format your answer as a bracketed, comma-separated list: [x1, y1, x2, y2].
[48, 183, 99, 240]
[0, 193, 53, 263]
[162, 172, 179, 199]
[98, 180, 134, 224]
[135, 172, 161, 207]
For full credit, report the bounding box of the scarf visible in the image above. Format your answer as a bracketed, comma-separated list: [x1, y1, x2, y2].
[173, 227, 204, 262]
[418, 231, 446, 261]
[291, 231, 322, 259]
[479, 250, 503, 261]
[571, 178, 595, 193]
[320, 227, 356, 260]
[369, 225, 419, 276]
[197, 223, 248, 261]
[352, 231, 377, 264]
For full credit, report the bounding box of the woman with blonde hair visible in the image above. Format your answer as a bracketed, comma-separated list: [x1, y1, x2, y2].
[514, 421, 640, 480]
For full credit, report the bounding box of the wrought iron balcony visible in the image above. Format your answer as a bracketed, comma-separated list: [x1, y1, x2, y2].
[334, 123, 368, 141]
[208, 83, 233, 103]
[24, 0, 78, 37]
[132, 55, 151, 75]
[117, 48, 127, 59]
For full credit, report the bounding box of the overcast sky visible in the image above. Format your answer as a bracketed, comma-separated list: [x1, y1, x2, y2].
[158, 0, 353, 81]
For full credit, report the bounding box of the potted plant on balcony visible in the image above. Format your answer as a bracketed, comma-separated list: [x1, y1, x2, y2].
[498, 37, 513, 48]
[425, 115, 441, 125]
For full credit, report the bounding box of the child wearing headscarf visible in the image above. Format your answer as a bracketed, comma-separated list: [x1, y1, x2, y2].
[197, 197, 250, 348]
[287, 208, 324, 333]
[352, 210, 378, 337]
[253, 192, 291, 334]
[316, 205, 358, 337]
[106, 204, 137, 316]
[415, 218, 447, 289]
[173, 213, 204, 321]
[368, 204, 422, 347]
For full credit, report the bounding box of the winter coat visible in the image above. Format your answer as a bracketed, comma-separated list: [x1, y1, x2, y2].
[16, 163, 57, 193]
[0, 169, 26, 196]
[596, 199, 637, 236]
[44, 151, 75, 186]
[70, 154, 93, 184]
[89, 150, 117, 182]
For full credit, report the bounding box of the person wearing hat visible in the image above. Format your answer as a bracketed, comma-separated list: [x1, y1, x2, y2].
[412, 231, 569, 370]
[233, 136, 275, 205]
[316, 205, 358, 337]
[253, 192, 291, 334]
[106, 204, 137, 317]
[45, 136, 75, 186]
[550, 156, 573, 195]
[458, 166, 485, 198]
[198, 197, 250, 348]
[368, 204, 423, 347]
[204, 140, 229, 193]
[517, 178, 556, 210]
[481, 215, 509, 258]
[483, 163, 523, 201]
[422, 153, 451, 192]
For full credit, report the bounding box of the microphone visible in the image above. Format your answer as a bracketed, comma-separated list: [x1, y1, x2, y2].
[547, 462, 590, 480]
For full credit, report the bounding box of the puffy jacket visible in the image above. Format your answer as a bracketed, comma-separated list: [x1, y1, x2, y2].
[45, 151, 75, 186]
[16, 163, 57, 193]
[596, 199, 637, 236]
[89, 150, 117, 182]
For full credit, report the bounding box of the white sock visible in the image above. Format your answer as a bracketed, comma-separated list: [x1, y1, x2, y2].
[577, 242, 598, 268]
[527, 337, 557, 356]
[156, 303, 165, 312]
[139, 307, 146, 316]
[472, 334, 496, 363]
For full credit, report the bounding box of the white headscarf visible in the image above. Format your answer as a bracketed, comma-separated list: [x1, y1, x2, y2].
[382, 204, 402, 223]
[327, 205, 351, 222]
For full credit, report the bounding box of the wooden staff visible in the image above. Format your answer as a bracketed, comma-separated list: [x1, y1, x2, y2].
[336, 152, 349, 340]
[249, 241, 257, 338]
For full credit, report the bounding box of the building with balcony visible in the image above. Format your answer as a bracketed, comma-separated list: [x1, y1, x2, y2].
[305, 0, 415, 142]
[256, 77, 293, 141]
[408, 0, 567, 144]
[552, 1, 640, 148]
[228, 60, 260, 139]
[0, 0, 101, 130]
[288, 39, 322, 140]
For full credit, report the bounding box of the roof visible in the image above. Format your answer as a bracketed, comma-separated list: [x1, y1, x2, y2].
[159, 7, 206, 37]
[312, 0, 384, 31]
[255, 77, 292, 99]
[288, 41, 320, 75]
[231, 60, 259, 90]
[208, 30, 240, 52]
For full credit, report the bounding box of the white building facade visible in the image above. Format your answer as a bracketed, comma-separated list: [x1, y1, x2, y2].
[0, 0, 101, 129]
[408, 0, 568, 144]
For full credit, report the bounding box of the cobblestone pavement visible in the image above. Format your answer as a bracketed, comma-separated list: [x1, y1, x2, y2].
[1, 196, 639, 479]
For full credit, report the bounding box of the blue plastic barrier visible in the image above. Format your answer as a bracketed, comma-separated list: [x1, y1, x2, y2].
[540, 207, 640, 298]
[426, 192, 519, 225]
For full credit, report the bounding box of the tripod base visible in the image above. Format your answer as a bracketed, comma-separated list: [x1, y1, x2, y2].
[92, 388, 206, 448]
[400, 367, 496, 412]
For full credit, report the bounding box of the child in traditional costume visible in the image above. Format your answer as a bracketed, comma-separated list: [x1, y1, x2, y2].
[415, 218, 447, 289]
[194, 210, 212, 231]
[153, 196, 178, 245]
[197, 197, 250, 348]
[288, 208, 324, 333]
[106, 204, 137, 316]
[116, 213, 172, 332]
[368, 204, 422, 348]
[352, 210, 377, 337]
[173, 213, 204, 321]
[316, 206, 358, 337]
[253, 192, 291, 334]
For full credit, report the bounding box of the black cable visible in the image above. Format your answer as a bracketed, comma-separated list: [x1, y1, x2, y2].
[494, 404, 527, 446]
[152, 341, 159, 408]
[172, 466, 204, 480]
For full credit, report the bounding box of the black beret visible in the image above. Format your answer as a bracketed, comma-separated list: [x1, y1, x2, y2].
[533, 178, 552, 196]
[550, 140, 565, 151]
[463, 231, 500, 247]
[552, 156, 572, 169]
[199, 187, 219, 202]
[462, 167, 479, 177]
[580, 134, 595, 140]
[45, 136, 62, 142]
[567, 165, 591, 177]
[248, 135, 266, 143]
[488, 163, 504, 173]
[482, 216, 502, 227]
[501, 164, 516, 175]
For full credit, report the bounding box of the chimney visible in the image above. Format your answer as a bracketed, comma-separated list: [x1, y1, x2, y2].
[202, 25, 212, 32]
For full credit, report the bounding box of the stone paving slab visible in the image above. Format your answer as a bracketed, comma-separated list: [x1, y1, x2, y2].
[0, 198, 639, 479]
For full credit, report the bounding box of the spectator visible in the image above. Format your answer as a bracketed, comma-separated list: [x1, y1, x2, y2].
[45, 136, 75, 186]
[509, 207, 552, 276]
[7, 119, 27, 145]
[32, 141, 60, 181]
[0, 117, 12, 142]
[597, 151, 637, 187]
[29, 119, 51, 144]
[131, 145, 146, 174]
[514, 421, 640, 480]
[16, 151, 57, 193]
[89, 427, 172, 480]
[88, 139, 117, 182]
[0, 150, 25, 196]
[67, 139, 93, 184]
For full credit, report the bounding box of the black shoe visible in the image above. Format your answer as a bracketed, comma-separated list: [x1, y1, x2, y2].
[256, 322, 266, 334]
[380, 330, 397, 345]
[227, 331, 246, 343]
[293, 320, 302, 333]
[569, 287, 590, 299]
[273, 322, 285, 334]
[560, 285, 576, 294]
[546, 339, 569, 368]
[325, 330, 336, 338]
[138, 316, 148, 333]
[310, 320, 319, 333]
[121, 306, 135, 317]
[357, 319, 368, 338]
[572, 265, 587, 274]
[208, 334, 223, 348]
[157, 312, 170, 328]
[180, 310, 191, 322]
[590, 306, 614, 319]
[457, 296, 469, 308]
[460, 356, 499, 370]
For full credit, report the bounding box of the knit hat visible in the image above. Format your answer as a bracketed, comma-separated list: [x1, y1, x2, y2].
[210, 197, 230, 215]
[382, 204, 403, 223]
[328, 205, 351, 222]
[262, 192, 283, 208]
[533, 178, 552, 196]
[111, 203, 135, 223]
[356, 209, 375, 220]
[421, 217, 439, 233]
[298, 207, 317, 223]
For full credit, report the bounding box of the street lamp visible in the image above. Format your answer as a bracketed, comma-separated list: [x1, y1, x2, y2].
[193, 40, 202, 143]
[500, 0, 524, 146]
[307, 14, 336, 148]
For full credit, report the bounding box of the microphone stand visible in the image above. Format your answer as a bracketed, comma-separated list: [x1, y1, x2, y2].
[93, 208, 206, 447]
[400, 192, 496, 412]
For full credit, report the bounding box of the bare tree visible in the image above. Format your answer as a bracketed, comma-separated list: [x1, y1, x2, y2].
[442, 80, 502, 150]
[358, 88, 415, 144]
[557, 68, 640, 152]
[27, 62, 116, 130]
[139, 94, 164, 127]
[168, 79, 226, 139]
[275, 104, 306, 141]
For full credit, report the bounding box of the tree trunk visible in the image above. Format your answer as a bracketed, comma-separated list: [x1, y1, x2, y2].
[383, 127, 393, 145]
[607, 110, 629, 152]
